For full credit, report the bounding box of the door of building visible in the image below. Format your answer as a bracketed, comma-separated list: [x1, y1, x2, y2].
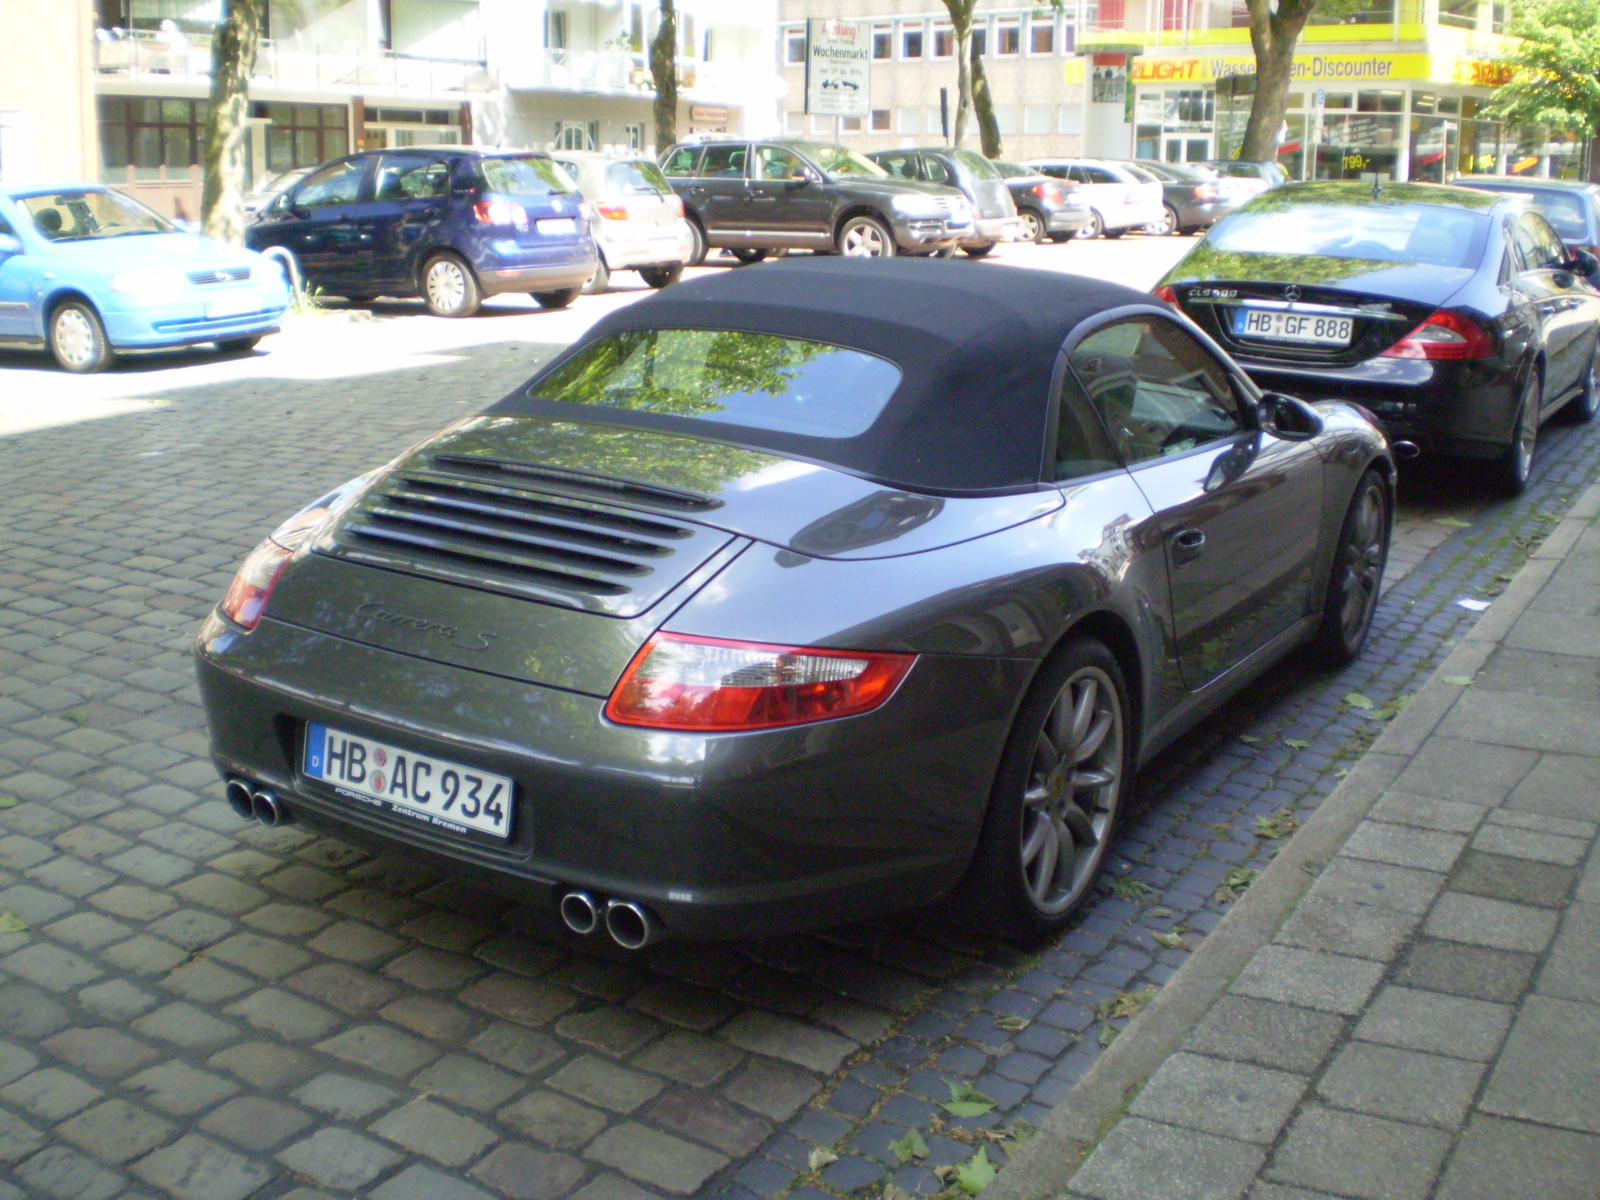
[1163, 135, 1211, 164]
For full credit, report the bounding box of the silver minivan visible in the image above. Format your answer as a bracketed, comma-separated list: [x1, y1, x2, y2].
[552, 152, 696, 292]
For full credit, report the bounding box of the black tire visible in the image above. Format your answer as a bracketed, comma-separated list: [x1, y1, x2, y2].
[962, 243, 995, 259]
[48, 301, 114, 373]
[1047, 231, 1076, 244]
[1497, 369, 1541, 495]
[420, 252, 481, 317]
[684, 219, 708, 267]
[532, 286, 582, 310]
[1018, 208, 1046, 243]
[729, 248, 769, 265]
[1151, 204, 1180, 236]
[837, 215, 895, 257]
[638, 263, 684, 289]
[1076, 210, 1104, 239]
[341, 292, 377, 305]
[217, 335, 262, 354]
[1309, 468, 1390, 667]
[583, 253, 610, 295]
[965, 637, 1131, 943]
[1562, 345, 1599, 423]
[1103, 228, 1126, 239]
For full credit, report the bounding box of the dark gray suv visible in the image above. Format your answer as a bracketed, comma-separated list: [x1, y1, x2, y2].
[659, 138, 974, 261]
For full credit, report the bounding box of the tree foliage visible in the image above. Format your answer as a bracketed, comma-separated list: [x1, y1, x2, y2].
[1484, 0, 1600, 137]
[200, 0, 263, 243]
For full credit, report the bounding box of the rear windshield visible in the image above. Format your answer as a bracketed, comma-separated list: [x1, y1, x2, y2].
[952, 149, 1002, 180]
[1208, 201, 1490, 269]
[605, 160, 673, 196]
[476, 156, 574, 196]
[1506, 190, 1590, 241]
[534, 329, 902, 440]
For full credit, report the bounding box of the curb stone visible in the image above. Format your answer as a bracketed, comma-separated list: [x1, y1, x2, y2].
[982, 478, 1600, 1200]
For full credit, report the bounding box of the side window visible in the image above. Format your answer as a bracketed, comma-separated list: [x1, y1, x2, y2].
[1515, 212, 1563, 270]
[921, 156, 952, 185]
[295, 160, 366, 208]
[660, 146, 701, 177]
[756, 147, 804, 181]
[1070, 317, 1248, 466]
[876, 153, 916, 179]
[1054, 373, 1123, 482]
[1083, 166, 1119, 185]
[1067, 165, 1088, 184]
[698, 143, 748, 178]
[1037, 164, 1070, 182]
[373, 155, 448, 201]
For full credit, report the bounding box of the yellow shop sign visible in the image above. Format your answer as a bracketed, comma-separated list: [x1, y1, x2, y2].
[1065, 52, 1432, 85]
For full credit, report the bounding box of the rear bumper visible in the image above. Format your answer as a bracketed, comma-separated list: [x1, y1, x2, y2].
[1046, 208, 1092, 233]
[596, 223, 695, 271]
[1176, 199, 1234, 229]
[477, 257, 597, 297]
[964, 216, 1022, 246]
[194, 611, 1025, 939]
[890, 215, 970, 251]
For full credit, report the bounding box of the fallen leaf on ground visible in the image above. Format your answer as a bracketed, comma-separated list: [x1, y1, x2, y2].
[1343, 692, 1373, 709]
[889, 1129, 929, 1162]
[0, 913, 26, 932]
[941, 1081, 998, 1118]
[807, 1148, 838, 1172]
[1442, 676, 1474, 686]
[954, 1147, 997, 1194]
[995, 1015, 1030, 1032]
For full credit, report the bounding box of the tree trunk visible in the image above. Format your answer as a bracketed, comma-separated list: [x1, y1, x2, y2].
[200, 0, 263, 244]
[651, 0, 678, 150]
[972, 45, 1001, 158]
[1237, 0, 1313, 163]
[952, 20, 973, 147]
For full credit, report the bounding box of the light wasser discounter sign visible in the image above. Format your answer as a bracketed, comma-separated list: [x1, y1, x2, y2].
[806, 19, 870, 119]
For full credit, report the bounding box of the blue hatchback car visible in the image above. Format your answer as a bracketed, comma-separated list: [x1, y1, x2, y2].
[0, 183, 290, 373]
[245, 147, 598, 317]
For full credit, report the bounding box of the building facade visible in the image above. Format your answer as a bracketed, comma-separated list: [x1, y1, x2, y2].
[13, 0, 778, 219]
[779, 0, 1587, 181]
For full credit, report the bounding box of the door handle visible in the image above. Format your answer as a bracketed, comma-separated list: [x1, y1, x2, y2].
[1172, 528, 1206, 566]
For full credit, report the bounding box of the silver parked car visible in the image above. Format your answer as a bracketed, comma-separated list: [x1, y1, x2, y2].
[551, 151, 695, 293]
[869, 146, 1021, 257]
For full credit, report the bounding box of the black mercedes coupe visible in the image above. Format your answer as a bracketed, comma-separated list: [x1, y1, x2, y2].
[196, 259, 1393, 944]
[1155, 182, 1600, 494]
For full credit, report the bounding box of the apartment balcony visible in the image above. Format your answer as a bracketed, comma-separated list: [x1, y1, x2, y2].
[92, 29, 496, 98]
[505, 48, 654, 95]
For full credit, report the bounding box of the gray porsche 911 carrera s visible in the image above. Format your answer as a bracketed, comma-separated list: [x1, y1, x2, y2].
[195, 257, 1394, 945]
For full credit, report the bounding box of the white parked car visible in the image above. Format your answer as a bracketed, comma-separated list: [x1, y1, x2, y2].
[551, 152, 696, 292]
[1022, 158, 1165, 239]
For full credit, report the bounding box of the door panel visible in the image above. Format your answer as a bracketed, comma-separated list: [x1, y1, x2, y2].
[683, 143, 751, 239]
[365, 155, 452, 290]
[285, 158, 372, 287]
[744, 146, 832, 244]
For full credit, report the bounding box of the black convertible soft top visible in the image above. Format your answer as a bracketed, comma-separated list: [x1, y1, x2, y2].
[490, 256, 1154, 494]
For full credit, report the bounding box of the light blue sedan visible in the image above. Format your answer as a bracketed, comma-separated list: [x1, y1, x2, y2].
[0, 183, 292, 372]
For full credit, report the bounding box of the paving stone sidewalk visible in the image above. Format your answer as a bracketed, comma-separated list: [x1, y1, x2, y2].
[990, 479, 1600, 1200]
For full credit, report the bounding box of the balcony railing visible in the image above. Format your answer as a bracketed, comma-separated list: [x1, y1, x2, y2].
[93, 29, 495, 96]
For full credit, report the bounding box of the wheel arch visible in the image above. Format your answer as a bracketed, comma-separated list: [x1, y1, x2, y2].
[413, 245, 480, 295]
[42, 288, 106, 343]
[833, 204, 891, 240]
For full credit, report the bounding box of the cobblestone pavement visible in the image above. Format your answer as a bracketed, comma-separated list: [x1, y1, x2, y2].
[0, 284, 1596, 1200]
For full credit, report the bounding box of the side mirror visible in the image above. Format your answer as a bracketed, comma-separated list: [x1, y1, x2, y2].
[1566, 248, 1599, 276]
[0, 233, 20, 256]
[1259, 392, 1324, 440]
[789, 169, 815, 185]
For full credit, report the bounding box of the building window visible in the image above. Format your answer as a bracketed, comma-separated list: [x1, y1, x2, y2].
[785, 28, 806, 64]
[1024, 104, 1052, 134]
[1029, 17, 1055, 54]
[896, 107, 922, 134]
[841, 115, 863, 132]
[1436, 0, 1476, 27]
[870, 108, 891, 131]
[996, 20, 1020, 55]
[995, 106, 1019, 135]
[545, 10, 566, 49]
[1058, 105, 1083, 135]
[901, 24, 924, 59]
[252, 101, 348, 173]
[623, 123, 643, 150]
[872, 26, 891, 58]
[932, 25, 954, 56]
[927, 106, 947, 136]
[98, 95, 208, 182]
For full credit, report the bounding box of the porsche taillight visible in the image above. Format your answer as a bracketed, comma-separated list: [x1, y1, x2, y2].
[1152, 284, 1179, 305]
[219, 540, 292, 631]
[1380, 310, 1496, 361]
[605, 632, 915, 731]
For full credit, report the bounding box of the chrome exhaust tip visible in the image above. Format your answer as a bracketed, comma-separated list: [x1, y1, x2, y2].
[224, 778, 256, 821]
[1392, 440, 1421, 460]
[558, 890, 601, 936]
[250, 788, 290, 827]
[604, 899, 661, 951]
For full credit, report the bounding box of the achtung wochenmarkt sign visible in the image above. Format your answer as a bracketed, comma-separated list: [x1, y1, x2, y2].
[805, 18, 870, 119]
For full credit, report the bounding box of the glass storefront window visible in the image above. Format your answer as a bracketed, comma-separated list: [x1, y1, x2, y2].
[253, 101, 349, 172]
[1313, 112, 1402, 180]
[1308, 0, 1394, 24]
[1325, 92, 1353, 110]
[1409, 114, 1454, 183]
[1358, 90, 1403, 113]
[98, 95, 209, 182]
[1438, 0, 1477, 29]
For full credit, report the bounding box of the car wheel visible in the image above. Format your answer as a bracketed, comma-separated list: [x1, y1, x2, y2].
[638, 264, 684, 289]
[1310, 468, 1390, 667]
[685, 219, 708, 267]
[49, 301, 114, 374]
[1075, 210, 1104, 239]
[962, 243, 995, 259]
[1498, 370, 1541, 495]
[583, 253, 610, 295]
[532, 286, 582, 310]
[1151, 204, 1179, 236]
[966, 637, 1130, 942]
[1019, 209, 1046, 243]
[837, 215, 895, 257]
[421, 253, 481, 317]
[216, 335, 262, 355]
[1563, 346, 1599, 423]
[729, 248, 768, 265]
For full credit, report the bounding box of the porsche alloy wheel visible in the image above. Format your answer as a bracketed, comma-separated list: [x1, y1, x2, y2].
[971, 638, 1128, 941]
[422, 254, 481, 318]
[1499, 371, 1541, 495]
[1311, 468, 1389, 666]
[49, 301, 114, 373]
[838, 216, 895, 257]
[1567, 350, 1599, 424]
